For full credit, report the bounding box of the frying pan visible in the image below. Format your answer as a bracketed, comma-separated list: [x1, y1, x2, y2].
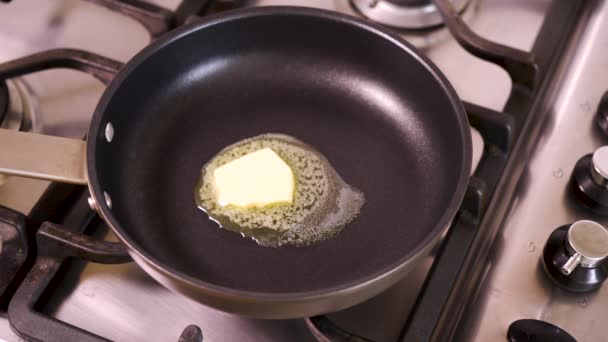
[0, 7, 471, 318]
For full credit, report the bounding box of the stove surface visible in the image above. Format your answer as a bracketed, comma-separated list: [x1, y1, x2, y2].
[456, 1, 608, 341]
[0, 0, 556, 341]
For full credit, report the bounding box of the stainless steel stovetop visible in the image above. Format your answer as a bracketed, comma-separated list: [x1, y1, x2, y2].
[1, 0, 605, 341]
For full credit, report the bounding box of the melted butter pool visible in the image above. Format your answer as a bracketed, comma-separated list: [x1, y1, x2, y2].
[195, 134, 365, 247]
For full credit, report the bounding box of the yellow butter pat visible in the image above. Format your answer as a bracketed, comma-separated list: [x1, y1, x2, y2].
[212, 148, 294, 207]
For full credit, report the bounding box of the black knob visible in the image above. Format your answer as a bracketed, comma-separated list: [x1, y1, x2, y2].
[507, 319, 576, 342]
[596, 91, 608, 136]
[570, 146, 608, 214]
[542, 221, 608, 292]
[178, 325, 202, 342]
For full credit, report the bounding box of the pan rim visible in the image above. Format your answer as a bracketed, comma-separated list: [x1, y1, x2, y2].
[88, 6, 472, 302]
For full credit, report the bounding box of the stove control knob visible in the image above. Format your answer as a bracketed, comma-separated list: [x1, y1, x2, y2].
[542, 220, 608, 292]
[561, 220, 608, 274]
[596, 91, 608, 136]
[507, 319, 575, 342]
[591, 146, 608, 187]
[570, 146, 608, 215]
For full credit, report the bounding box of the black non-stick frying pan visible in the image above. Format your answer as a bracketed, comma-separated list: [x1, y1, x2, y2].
[0, 7, 471, 318]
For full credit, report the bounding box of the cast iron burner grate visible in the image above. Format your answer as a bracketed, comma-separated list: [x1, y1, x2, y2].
[5, 185, 203, 342]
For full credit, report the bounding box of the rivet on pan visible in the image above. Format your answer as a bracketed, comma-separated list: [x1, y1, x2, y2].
[105, 122, 114, 142]
[104, 191, 112, 209]
[87, 196, 99, 213]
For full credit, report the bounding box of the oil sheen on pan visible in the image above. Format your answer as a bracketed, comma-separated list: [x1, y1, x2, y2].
[194, 134, 365, 247]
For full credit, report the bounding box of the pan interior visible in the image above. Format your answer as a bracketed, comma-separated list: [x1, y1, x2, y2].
[92, 11, 468, 294]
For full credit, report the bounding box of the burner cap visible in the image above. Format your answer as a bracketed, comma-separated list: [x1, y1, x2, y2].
[351, 0, 470, 29]
[0, 81, 7, 125]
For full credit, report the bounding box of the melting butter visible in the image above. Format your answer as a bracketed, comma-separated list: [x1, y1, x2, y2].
[195, 134, 365, 247]
[213, 147, 295, 207]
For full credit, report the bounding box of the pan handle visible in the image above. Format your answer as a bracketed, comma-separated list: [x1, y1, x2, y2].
[0, 130, 88, 185]
[0, 49, 124, 185]
[37, 221, 131, 264]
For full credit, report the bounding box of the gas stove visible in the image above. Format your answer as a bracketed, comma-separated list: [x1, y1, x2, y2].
[0, 0, 602, 341]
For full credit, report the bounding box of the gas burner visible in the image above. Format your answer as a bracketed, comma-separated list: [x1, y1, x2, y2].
[351, 0, 470, 29]
[0, 79, 34, 132]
